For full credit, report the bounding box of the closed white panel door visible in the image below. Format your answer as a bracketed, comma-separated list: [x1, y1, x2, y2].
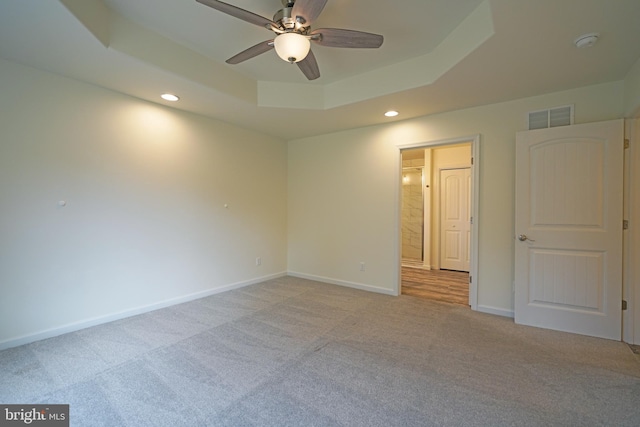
[515, 120, 624, 340]
[440, 168, 471, 272]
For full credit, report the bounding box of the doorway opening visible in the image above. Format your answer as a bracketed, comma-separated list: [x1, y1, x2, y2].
[398, 136, 480, 309]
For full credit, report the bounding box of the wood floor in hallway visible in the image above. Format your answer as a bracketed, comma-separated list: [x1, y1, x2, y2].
[401, 266, 470, 306]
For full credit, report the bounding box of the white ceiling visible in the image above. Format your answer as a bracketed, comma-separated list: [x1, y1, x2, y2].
[1, 0, 639, 140]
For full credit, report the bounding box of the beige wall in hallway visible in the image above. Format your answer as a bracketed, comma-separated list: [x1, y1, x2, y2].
[429, 144, 472, 270]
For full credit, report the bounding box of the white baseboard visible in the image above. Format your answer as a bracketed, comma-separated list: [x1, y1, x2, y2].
[477, 304, 515, 318]
[287, 271, 397, 296]
[0, 271, 287, 351]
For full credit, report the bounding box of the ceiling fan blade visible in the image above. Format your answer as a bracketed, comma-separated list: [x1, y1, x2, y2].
[297, 50, 320, 80]
[226, 40, 274, 64]
[311, 28, 384, 48]
[196, 0, 274, 28]
[291, 0, 328, 26]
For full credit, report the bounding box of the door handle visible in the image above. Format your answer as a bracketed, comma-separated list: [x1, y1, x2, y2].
[517, 234, 535, 242]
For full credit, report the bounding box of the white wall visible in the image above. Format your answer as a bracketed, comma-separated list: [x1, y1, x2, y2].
[287, 126, 400, 294]
[625, 63, 640, 341]
[2, 57, 638, 348]
[0, 59, 288, 348]
[288, 81, 625, 315]
[624, 56, 640, 117]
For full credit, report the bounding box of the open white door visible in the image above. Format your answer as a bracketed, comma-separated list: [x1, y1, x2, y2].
[515, 119, 624, 340]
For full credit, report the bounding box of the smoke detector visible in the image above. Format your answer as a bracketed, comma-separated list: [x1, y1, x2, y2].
[574, 33, 599, 48]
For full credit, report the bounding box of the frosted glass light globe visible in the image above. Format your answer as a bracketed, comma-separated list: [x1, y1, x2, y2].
[274, 33, 311, 63]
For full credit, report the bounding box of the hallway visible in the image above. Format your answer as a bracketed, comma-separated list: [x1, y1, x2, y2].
[401, 267, 469, 306]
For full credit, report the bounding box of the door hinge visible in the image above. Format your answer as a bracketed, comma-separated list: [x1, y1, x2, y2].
[623, 220, 629, 230]
[469, 275, 472, 284]
[471, 157, 474, 165]
[622, 300, 628, 311]
[470, 216, 474, 225]
[624, 139, 630, 149]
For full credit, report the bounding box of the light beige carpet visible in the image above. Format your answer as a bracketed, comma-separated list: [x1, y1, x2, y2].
[1, 276, 639, 426]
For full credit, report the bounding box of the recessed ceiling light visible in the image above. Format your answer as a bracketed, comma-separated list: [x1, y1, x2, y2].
[161, 93, 180, 102]
[385, 110, 399, 117]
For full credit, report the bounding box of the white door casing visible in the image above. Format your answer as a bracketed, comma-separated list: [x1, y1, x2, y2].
[515, 120, 624, 340]
[440, 168, 471, 272]
[396, 135, 479, 309]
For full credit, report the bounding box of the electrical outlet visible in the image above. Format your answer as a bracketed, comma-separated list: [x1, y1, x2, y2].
[360, 262, 365, 271]
[256, 257, 261, 266]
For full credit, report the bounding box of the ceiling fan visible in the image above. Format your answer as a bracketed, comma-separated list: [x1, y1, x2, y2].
[196, 0, 384, 80]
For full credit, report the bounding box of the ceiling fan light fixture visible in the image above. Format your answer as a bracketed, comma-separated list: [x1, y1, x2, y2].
[274, 32, 310, 63]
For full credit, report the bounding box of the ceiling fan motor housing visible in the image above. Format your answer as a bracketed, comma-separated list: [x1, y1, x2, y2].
[273, 6, 308, 31]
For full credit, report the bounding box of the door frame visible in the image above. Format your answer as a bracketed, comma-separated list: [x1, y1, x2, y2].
[396, 135, 480, 310]
[625, 117, 640, 345]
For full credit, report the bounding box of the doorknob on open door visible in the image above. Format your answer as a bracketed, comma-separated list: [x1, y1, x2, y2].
[517, 234, 535, 242]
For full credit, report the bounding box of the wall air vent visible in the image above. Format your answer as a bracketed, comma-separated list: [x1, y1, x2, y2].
[527, 105, 574, 130]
